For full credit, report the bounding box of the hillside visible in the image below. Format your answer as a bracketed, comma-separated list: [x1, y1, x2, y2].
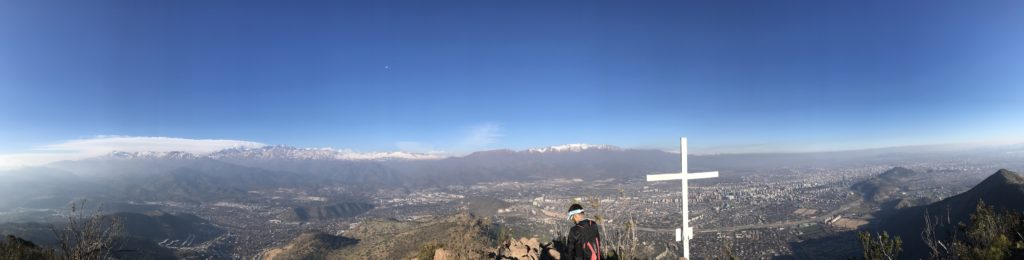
[870, 169, 1024, 259]
[851, 167, 921, 203]
[263, 213, 497, 259]
[262, 232, 358, 260]
[278, 202, 375, 222]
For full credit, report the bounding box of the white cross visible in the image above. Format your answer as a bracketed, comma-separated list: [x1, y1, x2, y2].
[646, 137, 718, 259]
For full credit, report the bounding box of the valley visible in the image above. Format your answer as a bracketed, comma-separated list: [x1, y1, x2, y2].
[2, 144, 1021, 259]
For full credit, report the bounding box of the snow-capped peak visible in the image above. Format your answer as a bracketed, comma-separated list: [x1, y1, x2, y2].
[525, 144, 622, 153]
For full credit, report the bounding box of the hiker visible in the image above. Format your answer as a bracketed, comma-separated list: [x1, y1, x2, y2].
[566, 203, 602, 260]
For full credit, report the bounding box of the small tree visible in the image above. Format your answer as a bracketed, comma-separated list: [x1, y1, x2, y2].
[858, 231, 902, 260]
[921, 207, 957, 259]
[50, 200, 123, 260]
[951, 199, 1021, 259]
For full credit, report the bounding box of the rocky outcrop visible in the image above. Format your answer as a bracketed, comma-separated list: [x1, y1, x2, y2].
[495, 237, 561, 260]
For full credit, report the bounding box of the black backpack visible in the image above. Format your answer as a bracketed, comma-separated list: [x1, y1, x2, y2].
[573, 219, 602, 260]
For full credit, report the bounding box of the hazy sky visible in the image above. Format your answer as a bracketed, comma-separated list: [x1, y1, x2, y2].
[1, 0, 1022, 159]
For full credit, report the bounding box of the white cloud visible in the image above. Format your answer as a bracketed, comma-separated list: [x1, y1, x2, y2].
[0, 136, 265, 169]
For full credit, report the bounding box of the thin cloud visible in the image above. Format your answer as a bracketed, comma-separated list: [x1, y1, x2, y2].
[456, 122, 503, 152]
[0, 136, 265, 169]
[393, 123, 504, 156]
[691, 142, 791, 155]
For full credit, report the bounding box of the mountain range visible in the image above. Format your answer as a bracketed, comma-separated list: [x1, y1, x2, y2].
[1, 143, 1021, 212]
[0, 144, 668, 210]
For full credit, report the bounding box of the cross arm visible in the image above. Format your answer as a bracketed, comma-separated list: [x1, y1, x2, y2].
[687, 171, 718, 179]
[646, 171, 719, 182]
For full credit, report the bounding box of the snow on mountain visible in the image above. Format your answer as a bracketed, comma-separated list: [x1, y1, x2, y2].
[208, 146, 445, 161]
[524, 144, 622, 153]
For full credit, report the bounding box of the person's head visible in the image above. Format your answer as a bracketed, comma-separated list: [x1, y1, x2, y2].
[567, 204, 585, 223]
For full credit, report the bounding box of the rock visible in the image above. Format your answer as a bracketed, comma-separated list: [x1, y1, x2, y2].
[509, 240, 531, 259]
[503, 237, 542, 260]
[496, 237, 565, 260]
[545, 248, 560, 260]
[434, 248, 449, 260]
[522, 237, 540, 253]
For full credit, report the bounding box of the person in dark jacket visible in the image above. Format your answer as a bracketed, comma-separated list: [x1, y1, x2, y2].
[566, 204, 602, 260]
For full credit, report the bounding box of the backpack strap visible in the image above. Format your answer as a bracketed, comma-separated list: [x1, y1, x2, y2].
[584, 241, 595, 260]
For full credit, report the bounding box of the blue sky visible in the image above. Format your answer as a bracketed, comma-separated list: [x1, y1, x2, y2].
[1, 0, 1023, 159]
